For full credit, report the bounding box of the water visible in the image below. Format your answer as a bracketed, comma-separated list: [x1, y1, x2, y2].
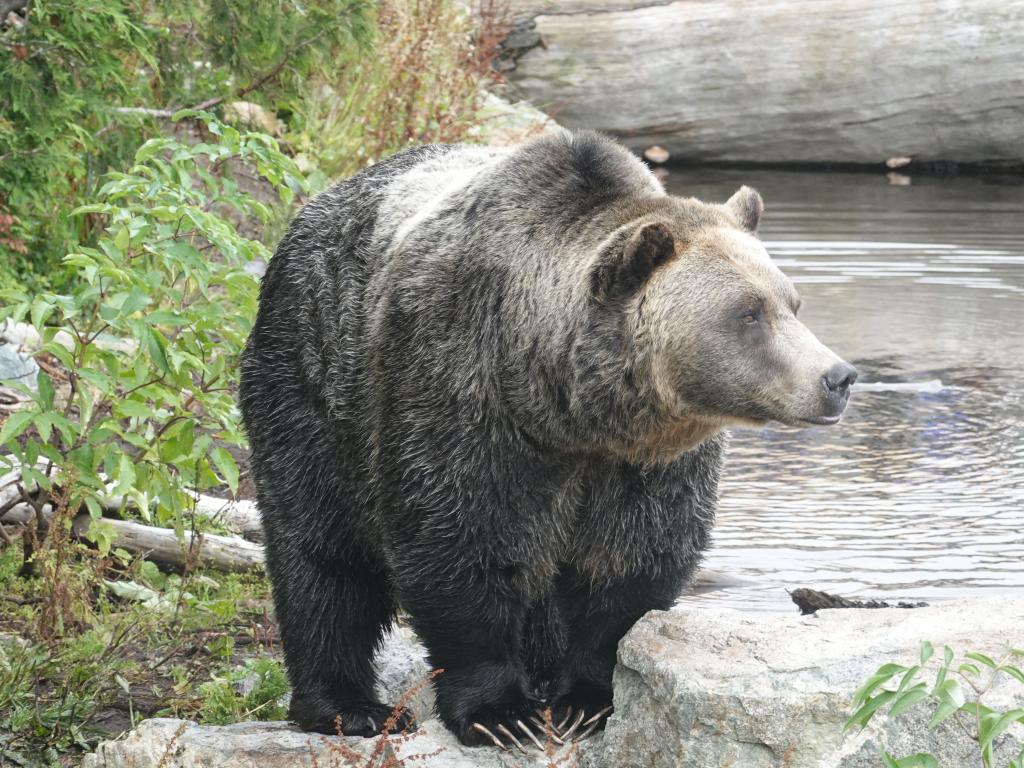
[664, 168, 1024, 612]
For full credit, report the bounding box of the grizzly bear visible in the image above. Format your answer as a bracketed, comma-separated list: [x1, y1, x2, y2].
[238, 132, 856, 748]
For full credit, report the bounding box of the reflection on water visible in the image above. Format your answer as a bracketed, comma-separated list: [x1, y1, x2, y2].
[668, 169, 1024, 611]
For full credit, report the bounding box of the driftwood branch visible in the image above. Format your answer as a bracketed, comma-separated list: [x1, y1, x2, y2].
[1, 462, 265, 570]
[1, 502, 264, 573]
[1, 448, 262, 545]
[790, 588, 928, 615]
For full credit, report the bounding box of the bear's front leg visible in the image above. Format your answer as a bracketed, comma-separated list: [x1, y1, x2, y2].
[395, 556, 545, 749]
[549, 562, 688, 738]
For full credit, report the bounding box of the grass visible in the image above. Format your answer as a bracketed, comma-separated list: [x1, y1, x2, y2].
[0, 543, 284, 766]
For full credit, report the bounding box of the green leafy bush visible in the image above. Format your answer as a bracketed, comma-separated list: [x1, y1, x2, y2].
[0, 113, 303, 587]
[848, 641, 1024, 767]
[0, 0, 370, 289]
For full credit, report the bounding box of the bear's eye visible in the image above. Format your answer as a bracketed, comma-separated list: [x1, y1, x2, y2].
[741, 310, 759, 325]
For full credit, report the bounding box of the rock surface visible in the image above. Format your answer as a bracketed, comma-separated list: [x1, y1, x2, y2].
[81, 718, 575, 768]
[589, 597, 1024, 767]
[83, 628, 587, 768]
[506, 0, 1024, 166]
[0, 341, 38, 391]
[83, 600, 1024, 767]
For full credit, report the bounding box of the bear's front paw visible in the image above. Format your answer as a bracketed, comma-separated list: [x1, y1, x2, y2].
[289, 692, 416, 737]
[435, 665, 547, 752]
[454, 698, 550, 753]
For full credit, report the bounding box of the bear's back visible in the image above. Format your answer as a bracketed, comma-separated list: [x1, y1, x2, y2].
[246, 132, 663, 421]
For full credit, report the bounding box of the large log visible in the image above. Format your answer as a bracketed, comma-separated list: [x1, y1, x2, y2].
[507, 0, 1024, 166]
[1, 502, 265, 573]
[0, 463, 264, 542]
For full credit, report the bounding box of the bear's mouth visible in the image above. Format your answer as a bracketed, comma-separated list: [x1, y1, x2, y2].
[799, 414, 841, 426]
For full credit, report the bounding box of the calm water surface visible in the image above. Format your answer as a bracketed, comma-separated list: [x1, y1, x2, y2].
[666, 169, 1024, 611]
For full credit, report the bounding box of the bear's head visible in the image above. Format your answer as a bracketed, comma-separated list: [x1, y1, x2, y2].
[590, 186, 857, 458]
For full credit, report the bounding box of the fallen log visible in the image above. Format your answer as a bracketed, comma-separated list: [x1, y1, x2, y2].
[1, 318, 136, 354]
[1, 502, 265, 573]
[170, 493, 263, 543]
[1, 462, 264, 542]
[508, 0, 1024, 167]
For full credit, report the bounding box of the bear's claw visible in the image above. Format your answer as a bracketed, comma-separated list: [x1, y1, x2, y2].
[517, 719, 546, 750]
[471, 705, 611, 751]
[584, 706, 613, 727]
[555, 706, 573, 733]
[559, 709, 587, 740]
[496, 723, 528, 753]
[471, 722, 507, 749]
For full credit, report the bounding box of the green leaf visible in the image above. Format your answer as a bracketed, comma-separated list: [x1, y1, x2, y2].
[888, 755, 939, 768]
[114, 226, 131, 252]
[846, 690, 897, 730]
[114, 454, 136, 494]
[894, 665, 921, 696]
[30, 297, 55, 329]
[142, 327, 172, 375]
[146, 310, 187, 326]
[919, 640, 933, 665]
[114, 674, 131, 696]
[0, 410, 36, 444]
[35, 412, 53, 443]
[928, 699, 960, 729]
[978, 708, 1024, 751]
[1001, 665, 1024, 686]
[102, 578, 170, 609]
[210, 447, 239, 495]
[84, 496, 103, 520]
[964, 652, 997, 669]
[889, 684, 929, 717]
[36, 370, 55, 410]
[118, 286, 150, 317]
[115, 400, 153, 420]
[936, 678, 965, 708]
[852, 663, 906, 708]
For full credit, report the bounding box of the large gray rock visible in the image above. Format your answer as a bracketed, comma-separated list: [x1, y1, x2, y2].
[507, 0, 1024, 166]
[589, 597, 1024, 767]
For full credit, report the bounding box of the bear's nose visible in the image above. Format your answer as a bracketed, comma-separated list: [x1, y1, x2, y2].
[822, 362, 858, 394]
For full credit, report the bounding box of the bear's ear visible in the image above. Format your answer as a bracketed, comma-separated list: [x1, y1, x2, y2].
[591, 222, 676, 301]
[725, 186, 764, 232]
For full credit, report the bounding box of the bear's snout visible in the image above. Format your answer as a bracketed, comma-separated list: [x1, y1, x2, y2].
[817, 361, 858, 422]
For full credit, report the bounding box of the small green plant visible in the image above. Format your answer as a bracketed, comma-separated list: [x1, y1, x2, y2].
[196, 655, 289, 725]
[0, 619, 141, 761]
[848, 641, 1024, 767]
[0, 113, 303, 627]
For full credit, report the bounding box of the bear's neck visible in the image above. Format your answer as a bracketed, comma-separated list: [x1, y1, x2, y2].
[604, 414, 726, 464]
